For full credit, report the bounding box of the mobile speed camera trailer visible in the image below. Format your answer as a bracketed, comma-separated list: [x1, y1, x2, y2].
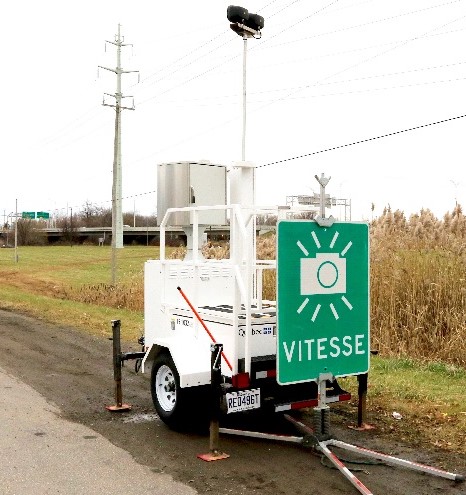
[141, 161, 352, 429]
[107, 164, 464, 492]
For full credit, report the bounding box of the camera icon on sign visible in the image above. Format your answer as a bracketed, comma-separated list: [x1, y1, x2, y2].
[300, 253, 346, 295]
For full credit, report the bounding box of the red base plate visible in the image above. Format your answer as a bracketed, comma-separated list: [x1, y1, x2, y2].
[105, 404, 132, 412]
[197, 451, 230, 462]
[348, 423, 376, 431]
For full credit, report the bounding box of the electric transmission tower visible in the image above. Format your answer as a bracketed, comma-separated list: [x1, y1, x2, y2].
[99, 24, 138, 283]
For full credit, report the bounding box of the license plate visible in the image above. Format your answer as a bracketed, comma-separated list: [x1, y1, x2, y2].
[226, 388, 260, 414]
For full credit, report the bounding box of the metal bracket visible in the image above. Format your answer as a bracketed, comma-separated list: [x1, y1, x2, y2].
[211, 343, 223, 371]
[314, 173, 335, 227]
[315, 215, 335, 227]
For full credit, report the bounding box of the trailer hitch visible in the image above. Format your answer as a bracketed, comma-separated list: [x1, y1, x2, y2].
[120, 351, 146, 363]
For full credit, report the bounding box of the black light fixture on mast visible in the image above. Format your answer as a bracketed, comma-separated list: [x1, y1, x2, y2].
[227, 5, 264, 38]
[227, 6, 264, 161]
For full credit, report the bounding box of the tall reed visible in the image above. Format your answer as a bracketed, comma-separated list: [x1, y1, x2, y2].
[66, 205, 465, 366]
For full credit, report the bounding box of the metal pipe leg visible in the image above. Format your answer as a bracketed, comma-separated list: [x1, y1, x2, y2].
[106, 320, 131, 412]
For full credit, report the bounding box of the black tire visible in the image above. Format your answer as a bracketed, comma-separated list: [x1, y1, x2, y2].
[151, 352, 209, 431]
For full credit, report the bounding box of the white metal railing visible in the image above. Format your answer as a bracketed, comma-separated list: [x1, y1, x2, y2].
[157, 203, 311, 374]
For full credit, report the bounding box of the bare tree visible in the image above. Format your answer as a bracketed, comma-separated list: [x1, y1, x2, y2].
[16, 219, 47, 246]
[80, 201, 105, 227]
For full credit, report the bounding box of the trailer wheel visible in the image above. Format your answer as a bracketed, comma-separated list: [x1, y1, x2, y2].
[151, 353, 183, 427]
[151, 352, 208, 431]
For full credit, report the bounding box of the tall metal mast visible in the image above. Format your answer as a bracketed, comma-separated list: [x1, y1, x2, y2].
[99, 24, 138, 283]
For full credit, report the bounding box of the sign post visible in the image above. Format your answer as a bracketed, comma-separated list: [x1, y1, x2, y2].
[277, 220, 370, 385]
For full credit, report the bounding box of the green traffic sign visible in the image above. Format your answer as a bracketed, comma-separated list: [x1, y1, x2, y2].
[277, 220, 370, 385]
[22, 212, 35, 219]
[36, 211, 50, 219]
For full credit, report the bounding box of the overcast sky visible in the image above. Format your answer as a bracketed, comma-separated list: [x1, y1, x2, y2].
[2, 0, 465, 223]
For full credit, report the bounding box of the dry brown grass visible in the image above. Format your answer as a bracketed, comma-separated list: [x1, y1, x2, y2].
[62, 277, 144, 311]
[60, 205, 465, 367]
[370, 205, 466, 366]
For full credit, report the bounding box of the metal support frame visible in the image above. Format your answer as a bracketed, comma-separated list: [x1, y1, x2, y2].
[219, 412, 464, 493]
[318, 438, 465, 495]
[313, 373, 333, 440]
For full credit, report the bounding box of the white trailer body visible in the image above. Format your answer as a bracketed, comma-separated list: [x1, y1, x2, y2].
[144, 258, 276, 387]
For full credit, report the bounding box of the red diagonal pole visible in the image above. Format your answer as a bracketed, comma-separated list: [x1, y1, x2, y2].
[177, 286, 233, 371]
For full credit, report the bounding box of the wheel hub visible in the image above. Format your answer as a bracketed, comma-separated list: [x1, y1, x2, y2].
[156, 364, 177, 412]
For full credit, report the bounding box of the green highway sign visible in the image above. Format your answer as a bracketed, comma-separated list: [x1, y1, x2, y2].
[36, 211, 50, 219]
[277, 220, 370, 385]
[22, 212, 35, 219]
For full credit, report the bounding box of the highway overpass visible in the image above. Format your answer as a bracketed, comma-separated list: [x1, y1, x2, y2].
[42, 225, 232, 245]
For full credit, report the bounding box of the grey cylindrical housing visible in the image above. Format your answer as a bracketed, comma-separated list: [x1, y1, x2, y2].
[157, 161, 227, 226]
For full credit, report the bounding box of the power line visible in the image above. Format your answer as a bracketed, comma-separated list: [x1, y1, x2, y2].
[257, 113, 466, 168]
[55, 113, 466, 214]
[25, 0, 465, 153]
[243, 11, 466, 124]
[136, 0, 286, 88]
[136, 36, 234, 91]
[258, 0, 282, 13]
[29, 0, 365, 147]
[256, 0, 464, 52]
[43, 30, 466, 151]
[266, 0, 305, 19]
[152, 60, 466, 106]
[124, 18, 466, 168]
[135, 0, 298, 96]
[137, 0, 346, 106]
[247, 28, 466, 74]
[246, 76, 466, 105]
[251, 0, 341, 50]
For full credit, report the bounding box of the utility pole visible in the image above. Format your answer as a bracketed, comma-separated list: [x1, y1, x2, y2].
[99, 24, 138, 284]
[70, 207, 73, 248]
[14, 199, 18, 263]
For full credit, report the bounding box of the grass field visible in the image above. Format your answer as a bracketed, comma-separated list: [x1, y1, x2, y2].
[0, 242, 465, 454]
[0, 245, 156, 340]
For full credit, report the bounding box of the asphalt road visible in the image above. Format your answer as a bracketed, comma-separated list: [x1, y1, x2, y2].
[0, 365, 196, 495]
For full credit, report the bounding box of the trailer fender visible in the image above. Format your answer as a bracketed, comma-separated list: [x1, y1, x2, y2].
[141, 343, 165, 374]
[141, 338, 211, 388]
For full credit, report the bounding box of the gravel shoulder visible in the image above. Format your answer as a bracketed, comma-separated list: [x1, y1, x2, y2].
[0, 309, 464, 495]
